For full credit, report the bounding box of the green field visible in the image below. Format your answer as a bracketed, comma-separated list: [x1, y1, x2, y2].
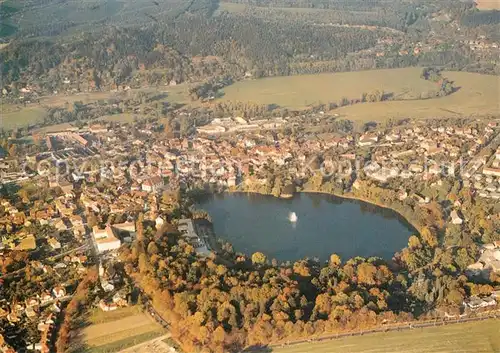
[1, 105, 47, 130]
[273, 319, 500, 353]
[84, 330, 165, 353]
[219, 68, 500, 122]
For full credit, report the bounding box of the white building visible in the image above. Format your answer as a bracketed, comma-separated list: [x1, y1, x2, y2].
[93, 225, 121, 253]
[450, 210, 463, 225]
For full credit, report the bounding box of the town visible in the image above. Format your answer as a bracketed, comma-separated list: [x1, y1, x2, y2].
[0, 111, 499, 352]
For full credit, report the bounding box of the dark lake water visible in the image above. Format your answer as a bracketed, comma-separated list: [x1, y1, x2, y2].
[196, 193, 416, 262]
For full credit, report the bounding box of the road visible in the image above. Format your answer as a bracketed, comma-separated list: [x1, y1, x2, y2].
[117, 334, 171, 353]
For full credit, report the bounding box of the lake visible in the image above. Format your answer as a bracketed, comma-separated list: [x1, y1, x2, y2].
[196, 193, 416, 262]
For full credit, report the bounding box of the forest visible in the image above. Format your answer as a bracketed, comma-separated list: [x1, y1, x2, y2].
[1, 0, 495, 97]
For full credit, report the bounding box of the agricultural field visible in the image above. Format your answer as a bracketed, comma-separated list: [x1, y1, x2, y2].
[273, 319, 500, 353]
[475, 0, 500, 10]
[334, 71, 500, 122]
[218, 68, 500, 122]
[0, 105, 47, 130]
[80, 306, 166, 353]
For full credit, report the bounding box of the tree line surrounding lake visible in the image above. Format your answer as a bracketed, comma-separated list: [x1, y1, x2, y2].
[118, 174, 497, 352]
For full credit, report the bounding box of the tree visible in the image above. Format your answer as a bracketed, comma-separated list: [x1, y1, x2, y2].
[147, 241, 159, 255]
[329, 254, 341, 267]
[408, 235, 421, 249]
[446, 289, 464, 306]
[357, 263, 377, 285]
[8, 144, 17, 157]
[252, 252, 267, 265]
[421, 227, 438, 247]
[455, 248, 472, 271]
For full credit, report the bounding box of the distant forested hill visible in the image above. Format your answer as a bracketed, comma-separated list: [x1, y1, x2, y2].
[0, 0, 497, 95]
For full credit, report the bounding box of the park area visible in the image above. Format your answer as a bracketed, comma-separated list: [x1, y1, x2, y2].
[219, 68, 500, 122]
[79, 306, 167, 353]
[272, 319, 500, 353]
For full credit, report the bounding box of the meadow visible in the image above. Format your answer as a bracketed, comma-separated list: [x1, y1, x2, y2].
[1, 105, 47, 130]
[273, 319, 500, 353]
[219, 68, 500, 122]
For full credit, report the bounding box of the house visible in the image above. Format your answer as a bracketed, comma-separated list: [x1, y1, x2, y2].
[142, 176, 164, 193]
[48, 237, 61, 250]
[464, 296, 497, 310]
[177, 219, 210, 256]
[15, 234, 36, 251]
[358, 133, 378, 147]
[99, 299, 118, 312]
[155, 216, 165, 230]
[483, 167, 500, 177]
[450, 210, 463, 225]
[52, 286, 66, 298]
[40, 292, 52, 305]
[57, 179, 74, 196]
[93, 225, 121, 253]
[25, 305, 38, 319]
[112, 222, 136, 234]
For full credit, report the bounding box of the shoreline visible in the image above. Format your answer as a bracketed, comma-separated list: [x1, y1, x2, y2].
[210, 187, 421, 235]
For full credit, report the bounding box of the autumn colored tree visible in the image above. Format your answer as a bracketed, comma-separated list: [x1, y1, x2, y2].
[251, 252, 267, 265]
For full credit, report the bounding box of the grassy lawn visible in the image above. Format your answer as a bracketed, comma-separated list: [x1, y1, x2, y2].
[272, 319, 500, 353]
[1, 105, 47, 130]
[218, 68, 499, 122]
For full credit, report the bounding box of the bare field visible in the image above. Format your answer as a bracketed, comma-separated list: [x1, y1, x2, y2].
[273, 319, 500, 353]
[83, 308, 165, 350]
[475, 0, 500, 10]
[219, 68, 500, 122]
